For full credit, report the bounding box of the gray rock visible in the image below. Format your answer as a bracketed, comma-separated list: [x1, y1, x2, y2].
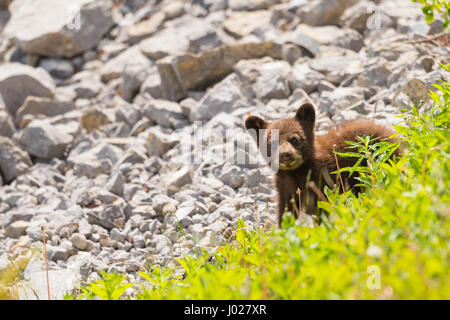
[152, 194, 178, 216]
[254, 60, 291, 100]
[46, 244, 69, 262]
[167, 167, 192, 190]
[70, 233, 88, 251]
[319, 87, 365, 113]
[105, 172, 125, 197]
[142, 99, 185, 129]
[188, 223, 204, 240]
[80, 108, 111, 133]
[87, 204, 126, 230]
[4, 0, 114, 58]
[299, 0, 358, 26]
[139, 67, 162, 99]
[140, 27, 189, 60]
[310, 54, 362, 85]
[0, 136, 32, 182]
[357, 61, 392, 87]
[289, 61, 325, 94]
[68, 72, 104, 99]
[39, 58, 75, 79]
[124, 11, 165, 44]
[228, 0, 276, 11]
[68, 142, 123, 178]
[5, 220, 29, 238]
[18, 121, 73, 159]
[0, 63, 55, 115]
[340, 0, 376, 33]
[15, 96, 75, 125]
[282, 43, 303, 65]
[100, 45, 152, 83]
[156, 41, 282, 101]
[219, 165, 243, 189]
[293, 24, 364, 52]
[189, 74, 244, 121]
[145, 126, 180, 157]
[246, 168, 269, 188]
[223, 10, 271, 39]
[0, 109, 15, 137]
[19, 256, 80, 299]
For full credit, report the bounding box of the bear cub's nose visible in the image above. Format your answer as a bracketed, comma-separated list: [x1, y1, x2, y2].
[279, 151, 293, 163]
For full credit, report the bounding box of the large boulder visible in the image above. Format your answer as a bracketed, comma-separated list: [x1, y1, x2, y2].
[0, 63, 55, 116]
[4, 0, 114, 58]
[157, 41, 283, 101]
[299, 0, 359, 26]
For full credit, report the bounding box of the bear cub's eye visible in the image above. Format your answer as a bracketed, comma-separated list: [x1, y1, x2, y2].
[289, 137, 301, 147]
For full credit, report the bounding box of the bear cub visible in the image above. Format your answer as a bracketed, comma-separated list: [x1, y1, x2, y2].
[245, 102, 400, 226]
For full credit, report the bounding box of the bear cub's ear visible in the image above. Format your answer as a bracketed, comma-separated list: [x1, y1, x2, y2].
[295, 102, 315, 124]
[245, 115, 268, 132]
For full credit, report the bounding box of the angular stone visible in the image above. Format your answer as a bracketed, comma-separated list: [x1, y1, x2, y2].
[105, 172, 125, 197]
[228, 0, 276, 11]
[156, 41, 283, 101]
[223, 10, 271, 39]
[340, 0, 376, 33]
[5, 220, 29, 238]
[254, 60, 291, 100]
[0, 63, 55, 115]
[70, 233, 88, 251]
[39, 58, 75, 79]
[189, 74, 244, 121]
[145, 126, 180, 157]
[80, 109, 111, 133]
[124, 11, 165, 44]
[16, 96, 75, 125]
[299, 0, 358, 26]
[309, 54, 362, 85]
[293, 24, 364, 52]
[4, 0, 114, 58]
[139, 27, 189, 60]
[167, 167, 192, 189]
[139, 66, 162, 99]
[87, 204, 126, 230]
[142, 99, 185, 129]
[18, 121, 73, 159]
[100, 46, 152, 83]
[68, 142, 123, 178]
[288, 62, 325, 94]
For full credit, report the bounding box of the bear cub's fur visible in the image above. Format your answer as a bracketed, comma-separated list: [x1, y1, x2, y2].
[245, 103, 400, 226]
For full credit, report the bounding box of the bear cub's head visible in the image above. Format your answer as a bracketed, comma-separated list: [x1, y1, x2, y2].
[245, 103, 316, 171]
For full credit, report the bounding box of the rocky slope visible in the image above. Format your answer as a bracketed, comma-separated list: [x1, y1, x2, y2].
[0, 0, 448, 299]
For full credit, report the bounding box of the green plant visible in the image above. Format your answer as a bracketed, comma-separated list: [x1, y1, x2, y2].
[73, 271, 134, 300]
[411, 0, 450, 29]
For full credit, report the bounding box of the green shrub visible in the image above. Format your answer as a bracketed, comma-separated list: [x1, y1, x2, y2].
[412, 0, 450, 30]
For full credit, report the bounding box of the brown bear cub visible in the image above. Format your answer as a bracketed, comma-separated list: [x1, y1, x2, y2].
[245, 103, 400, 226]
